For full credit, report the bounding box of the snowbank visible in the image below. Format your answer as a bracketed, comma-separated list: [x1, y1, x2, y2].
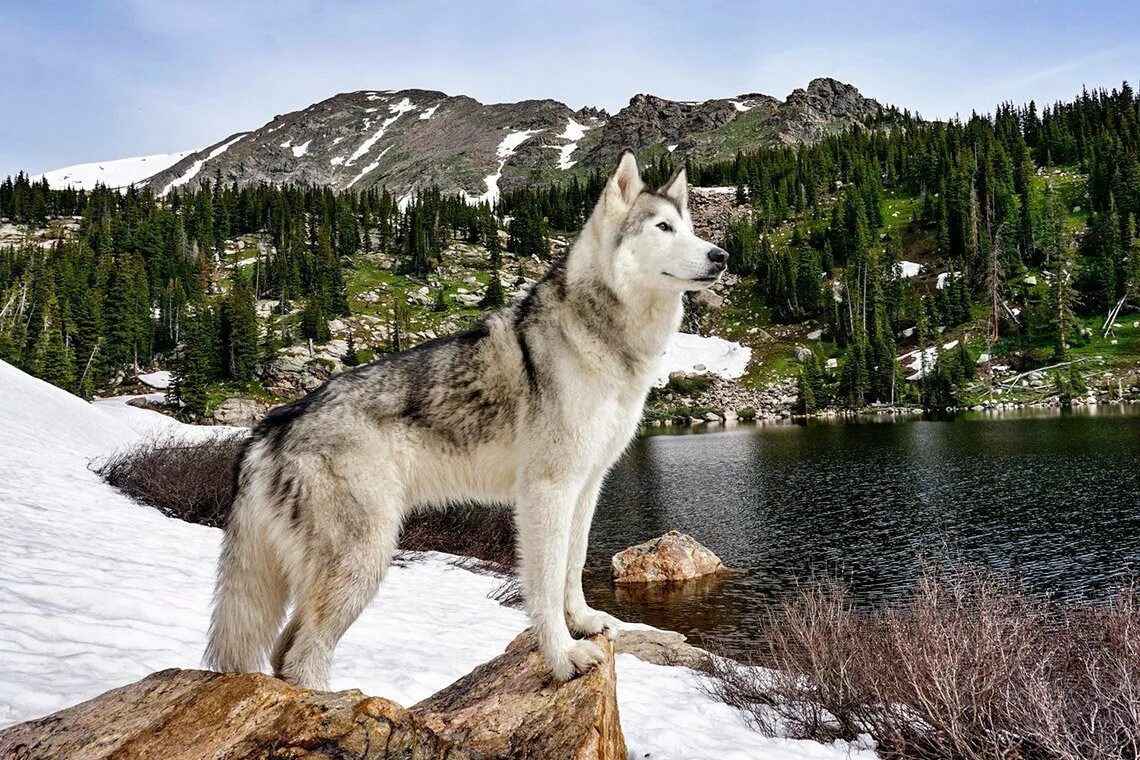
[161, 134, 248, 196]
[895, 260, 922, 278]
[32, 150, 198, 191]
[656, 332, 752, 386]
[0, 361, 859, 759]
[136, 370, 172, 390]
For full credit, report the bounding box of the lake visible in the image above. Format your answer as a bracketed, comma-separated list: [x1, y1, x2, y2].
[583, 405, 1140, 658]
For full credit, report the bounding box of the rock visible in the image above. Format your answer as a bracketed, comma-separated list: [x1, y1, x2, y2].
[212, 397, 269, 426]
[806, 329, 823, 340]
[612, 530, 726, 583]
[703, 411, 721, 422]
[0, 630, 626, 760]
[614, 629, 708, 670]
[793, 345, 812, 363]
[0, 669, 446, 759]
[413, 629, 625, 760]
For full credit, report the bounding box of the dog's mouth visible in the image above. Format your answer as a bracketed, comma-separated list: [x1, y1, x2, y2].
[662, 271, 723, 285]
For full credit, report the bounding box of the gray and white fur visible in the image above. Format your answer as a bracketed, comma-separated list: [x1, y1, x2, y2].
[204, 151, 727, 688]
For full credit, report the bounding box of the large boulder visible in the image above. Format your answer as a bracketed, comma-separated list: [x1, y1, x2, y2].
[0, 668, 445, 759]
[413, 630, 626, 760]
[611, 530, 726, 583]
[0, 631, 625, 760]
[211, 397, 269, 426]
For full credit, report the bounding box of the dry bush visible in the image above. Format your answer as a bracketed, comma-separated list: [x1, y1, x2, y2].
[94, 435, 245, 528]
[95, 437, 517, 568]
[707, 564, 1140, 759]
[399, 505, 516, 570]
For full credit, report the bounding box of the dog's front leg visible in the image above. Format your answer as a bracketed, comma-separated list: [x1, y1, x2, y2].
[564, 473, 621, 639]
[516, 474, 606, 681]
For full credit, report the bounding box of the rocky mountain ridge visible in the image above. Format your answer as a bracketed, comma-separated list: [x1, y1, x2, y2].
[138, 78, 885, 199]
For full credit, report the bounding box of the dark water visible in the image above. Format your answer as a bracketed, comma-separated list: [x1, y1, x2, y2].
[583, 406, 1140, 657]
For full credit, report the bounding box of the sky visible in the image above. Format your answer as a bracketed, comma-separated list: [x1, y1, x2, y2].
[3, 0, 1139, 176]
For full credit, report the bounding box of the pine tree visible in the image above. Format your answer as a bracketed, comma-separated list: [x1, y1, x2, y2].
[343, 332, 360, 367]
[170, 307, 215, 417]
[224, 271, 258, 381]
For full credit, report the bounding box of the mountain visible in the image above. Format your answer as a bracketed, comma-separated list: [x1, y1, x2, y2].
[123, 78, 883, 200]
[31, 150, 198, 191]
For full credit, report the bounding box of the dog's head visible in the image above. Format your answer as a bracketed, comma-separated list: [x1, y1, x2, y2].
[594, 150, 728, 293]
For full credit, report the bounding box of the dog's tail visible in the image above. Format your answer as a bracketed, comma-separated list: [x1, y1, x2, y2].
[204, 440, 289, 674]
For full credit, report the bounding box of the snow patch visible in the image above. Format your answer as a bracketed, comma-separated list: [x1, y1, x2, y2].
[33, 150, 198, 191]
[462, 128, 544, 206]
[895, 260, 922, 278]
[291, 139, 312, 158]
[330, 156, 346, 166]
[347, 147, 391, 187]
[655, 333, 751, 386]
[161, 134, 247, 196]
[552, 118, 590, 170]
[730, 100, 754, 112]
[936, 271, 961, 289]
[898, 346, 939, 380]
[667, 144, 679, 153]
[136, 370, 172, 390]
[344, 98, 416, 167]
[419, 103, 441, 120]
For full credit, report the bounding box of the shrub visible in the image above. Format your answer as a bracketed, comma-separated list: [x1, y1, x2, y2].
[668, 373, 712, 397]
[705, 563, 1140, 759]
[94, 434, 246, 528]
[737, 407, 757, 421]
[96, 437, 517, 569]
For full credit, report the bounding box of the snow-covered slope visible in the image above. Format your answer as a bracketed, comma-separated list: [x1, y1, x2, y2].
[657, 332, 753, 386]
[32, 150, 198, 191]
[0, 361, 861, 759]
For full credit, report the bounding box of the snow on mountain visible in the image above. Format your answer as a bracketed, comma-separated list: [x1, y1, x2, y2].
[32, 150, 198, 191]
[0, 360, 863, 759]
[160, 133, 248, 196]
[656, 332, 752, 386]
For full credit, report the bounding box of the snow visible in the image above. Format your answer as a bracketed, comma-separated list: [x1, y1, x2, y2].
[329, 156, 346, 166]
[136, 370, 172, 390]
[0, 360, 861, 759]
[655, 332, 751, 386]
[552, 117, 590, 170]
[33, 150, 198, 191]
[347, 146, 391, 187]
[898, 346, 939, 380]
[895, 260, 922, 278]
[419, 103, 441, 120]
[291, 139, 312, 158]
[936, 271, 961, 290]
[730, 100, 754, 112]
[161, 134, 248, 196]
[344, 97, 416, 167]
[667, 144, 679, 153]
[462, 128, 544, 206]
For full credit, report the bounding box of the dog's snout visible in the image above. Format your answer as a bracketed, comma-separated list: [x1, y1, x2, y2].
[707, 248, 729, 265]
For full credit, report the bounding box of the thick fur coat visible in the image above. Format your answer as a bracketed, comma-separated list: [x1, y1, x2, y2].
[205, 152, 727, 687]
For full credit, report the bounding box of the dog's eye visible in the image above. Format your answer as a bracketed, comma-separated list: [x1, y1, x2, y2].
[656, 221, 674, 233]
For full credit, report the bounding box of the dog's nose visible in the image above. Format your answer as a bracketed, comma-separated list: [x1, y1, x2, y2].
[707, 248, 729, 265]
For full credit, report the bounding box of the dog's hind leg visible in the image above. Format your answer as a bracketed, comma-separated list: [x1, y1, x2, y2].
[273, 476, 403, 690]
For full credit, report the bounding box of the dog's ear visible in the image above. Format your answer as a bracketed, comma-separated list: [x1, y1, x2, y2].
[659, 166, 688, 210]
[604, 150, 643, 212]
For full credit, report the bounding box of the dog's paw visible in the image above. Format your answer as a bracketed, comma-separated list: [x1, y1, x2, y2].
[567, 608, 622, 640]
[547, 638, 606, 682]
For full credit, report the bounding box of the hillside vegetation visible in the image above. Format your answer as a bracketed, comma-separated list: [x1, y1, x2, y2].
[1, 83, 1138, 418]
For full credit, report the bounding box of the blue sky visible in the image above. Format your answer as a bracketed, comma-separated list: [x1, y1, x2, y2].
[3, 0, 1139, 175]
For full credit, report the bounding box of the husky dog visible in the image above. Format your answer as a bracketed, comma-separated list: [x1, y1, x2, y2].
[205, 151, 727, 688]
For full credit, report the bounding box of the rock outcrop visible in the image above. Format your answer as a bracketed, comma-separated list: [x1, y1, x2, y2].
[413, 630, 626, 760]
[0, 631, 625, 760]
[137, 80, 886, 198]
[611, 530, 727, 583]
